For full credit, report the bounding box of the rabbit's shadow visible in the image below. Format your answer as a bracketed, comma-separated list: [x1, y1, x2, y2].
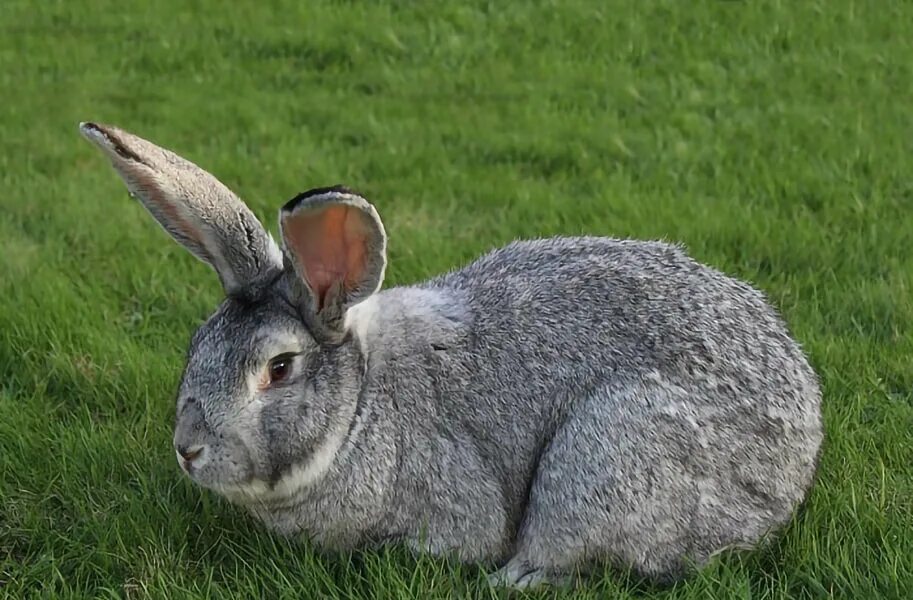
[170, 479, 715, 598]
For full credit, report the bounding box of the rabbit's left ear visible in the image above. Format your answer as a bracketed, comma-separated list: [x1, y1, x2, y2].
[280, 186, 387, 335]
[79, 122, 284, 296]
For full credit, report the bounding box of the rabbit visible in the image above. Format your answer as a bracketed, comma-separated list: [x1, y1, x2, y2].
[79, 121, 823, 589]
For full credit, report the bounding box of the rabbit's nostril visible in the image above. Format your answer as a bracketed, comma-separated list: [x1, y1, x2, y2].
[177, 444, 204, 462]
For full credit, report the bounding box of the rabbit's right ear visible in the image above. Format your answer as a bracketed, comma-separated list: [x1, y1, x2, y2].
[79, 122, 283, 295]
[280, 186, 386, 338]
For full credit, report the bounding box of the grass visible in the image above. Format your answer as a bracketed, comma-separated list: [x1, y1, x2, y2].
[2, 0, 912, 597]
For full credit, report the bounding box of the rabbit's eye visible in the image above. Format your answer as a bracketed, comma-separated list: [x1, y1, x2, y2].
[268, 355, 294, 385]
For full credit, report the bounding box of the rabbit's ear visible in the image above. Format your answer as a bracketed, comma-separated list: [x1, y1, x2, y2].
[279, 186, 386, 333]
[79, 122, 283, 295]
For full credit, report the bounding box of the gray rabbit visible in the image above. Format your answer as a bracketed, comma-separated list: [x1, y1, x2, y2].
[79, 122, 823, 589]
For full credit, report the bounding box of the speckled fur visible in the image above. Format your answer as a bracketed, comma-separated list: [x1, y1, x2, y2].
[81, 123, 823, 588]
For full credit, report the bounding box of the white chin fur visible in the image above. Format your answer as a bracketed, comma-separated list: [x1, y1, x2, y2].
[222, 416, 349, 505]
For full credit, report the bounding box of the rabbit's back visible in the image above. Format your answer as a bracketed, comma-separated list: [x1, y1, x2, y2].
[423, 236, 821, 431]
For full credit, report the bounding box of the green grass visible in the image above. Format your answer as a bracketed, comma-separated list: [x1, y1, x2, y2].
[2, 0, 912, 597]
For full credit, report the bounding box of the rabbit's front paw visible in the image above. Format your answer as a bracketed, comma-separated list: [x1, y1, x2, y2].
[487, 560, 552, 590]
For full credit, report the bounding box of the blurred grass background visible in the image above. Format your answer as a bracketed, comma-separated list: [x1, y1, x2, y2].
[1, 1, 912, 597]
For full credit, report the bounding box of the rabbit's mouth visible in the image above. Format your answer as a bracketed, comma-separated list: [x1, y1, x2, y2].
[174, 434, 261, 496]
[185, 464, 262, 501]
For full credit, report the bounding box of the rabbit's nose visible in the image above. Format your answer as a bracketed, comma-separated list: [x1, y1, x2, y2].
[177, 444, 204, 462]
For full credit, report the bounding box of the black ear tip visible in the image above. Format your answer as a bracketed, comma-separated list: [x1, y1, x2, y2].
[293, 184, 358, 201]
[282, 184, 365, 212]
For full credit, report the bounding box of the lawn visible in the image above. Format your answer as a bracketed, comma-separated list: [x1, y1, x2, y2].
[2, 0, 912, 597]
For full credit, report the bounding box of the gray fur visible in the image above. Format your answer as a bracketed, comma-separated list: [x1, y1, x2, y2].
[78, 122, 283, 295]
[81, 124, 823, 588]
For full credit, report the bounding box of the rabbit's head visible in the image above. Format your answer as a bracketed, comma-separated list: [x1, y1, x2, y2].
[80, 123, 386, 504]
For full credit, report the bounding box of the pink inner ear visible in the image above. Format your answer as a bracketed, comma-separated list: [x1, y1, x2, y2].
[129, 168, 216, 265]
[284, 205, 370, 310]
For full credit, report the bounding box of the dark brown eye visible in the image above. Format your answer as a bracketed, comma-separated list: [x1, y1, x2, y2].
[268, 356, 293, 384]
